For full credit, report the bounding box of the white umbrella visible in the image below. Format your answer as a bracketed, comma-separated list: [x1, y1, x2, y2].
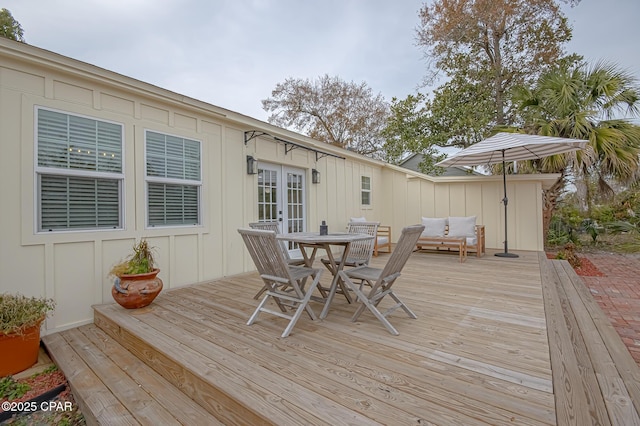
[436, 132, 589, 258]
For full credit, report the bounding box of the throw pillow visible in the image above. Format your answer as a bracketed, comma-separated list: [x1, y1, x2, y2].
[350, 216, 367, 222]
[421, 217, 447, 237]
[448, 216, 477, 238]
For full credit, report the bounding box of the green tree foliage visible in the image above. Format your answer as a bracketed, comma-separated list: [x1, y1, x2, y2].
[381, 93, 445, 174]
[425, 67, 495, 149]
[514, 61, 640, 235]
[384, 0, 578, 169]
[0, 8, 24, 42]
[417, 0, 575, 137]
[261, 74, 390, 157]
[381, 73, 489, 174]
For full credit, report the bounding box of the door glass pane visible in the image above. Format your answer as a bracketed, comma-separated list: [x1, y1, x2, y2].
[286, 172, 304, 234]
[254, 165, 305, 246]
[258, 168, 278, 222]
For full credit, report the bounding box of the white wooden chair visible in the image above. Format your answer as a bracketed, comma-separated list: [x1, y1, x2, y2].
[349, 216, 391, 256]
[238, 228, 323, 338]
[338, 224, 425, 335]
[249, 221, 306, 299]
[320, 221, 379, 303]
[322, 221, 379, 269]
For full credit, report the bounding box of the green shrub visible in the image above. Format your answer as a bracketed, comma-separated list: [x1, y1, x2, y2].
[0, 293, 55, 334]
[590, 204, 616, 224]
[547, 216, 579, 247]
[556, 243, 581, 268]
[0, 376, 30, 400]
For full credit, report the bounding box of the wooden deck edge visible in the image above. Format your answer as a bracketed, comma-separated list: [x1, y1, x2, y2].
[538, 252, 593, 425]
[44, 324, 220, 425]
[553, 260, 640, 418]
[42, 331, 138, 426]
[92, 306, 271, 426]
[92, 301, 384, 426]
[539, 253, 640, 425]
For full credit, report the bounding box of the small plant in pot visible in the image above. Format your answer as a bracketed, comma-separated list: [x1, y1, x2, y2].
[0, 293, 55, 376]
[109, 238, 163, 309]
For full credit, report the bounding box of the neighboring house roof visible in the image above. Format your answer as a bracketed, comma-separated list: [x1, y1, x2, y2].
[399, 153, 480, 176]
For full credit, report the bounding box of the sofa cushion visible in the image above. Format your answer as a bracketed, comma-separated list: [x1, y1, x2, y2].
[421, 217, 447, 237]
[377, 236, 389, 245]
[448, 216, 477, 238]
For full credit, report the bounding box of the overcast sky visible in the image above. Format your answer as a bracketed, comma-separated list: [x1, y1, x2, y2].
[4, 0, 640, 122]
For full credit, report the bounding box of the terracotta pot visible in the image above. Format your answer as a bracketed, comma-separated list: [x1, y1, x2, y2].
[112, 269, 163, 309]
[0, 319, 43, 376]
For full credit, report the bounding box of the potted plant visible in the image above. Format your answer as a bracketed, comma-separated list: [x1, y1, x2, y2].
[0, 293, 55, 376]
[109, 238, 163, 309]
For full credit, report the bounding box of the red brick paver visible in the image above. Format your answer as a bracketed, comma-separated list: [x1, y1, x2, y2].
[580, 253, 640, 366]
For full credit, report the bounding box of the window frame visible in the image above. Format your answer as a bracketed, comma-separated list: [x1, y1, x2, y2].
[144, 129, 203, 228]
[34, 106, 125, 233]
[360, 175, 372, 207]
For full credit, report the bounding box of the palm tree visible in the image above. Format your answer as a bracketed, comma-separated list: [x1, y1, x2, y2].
[513, 61, 640, 238]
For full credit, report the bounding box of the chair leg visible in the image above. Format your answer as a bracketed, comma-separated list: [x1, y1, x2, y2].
[247, 293, 270, 326]
[354, 295, 400, 336]
[249, 272, 322, 338]
[339, 272, 400, 336]
[253, 285, 268, 300]
[281, 274, 321, 338]
[388, 291, 417, 319]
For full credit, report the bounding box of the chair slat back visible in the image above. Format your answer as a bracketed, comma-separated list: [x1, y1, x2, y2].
[238, 228, 291, 280]
[378, 225, 424, 280]
[248, 221, 280, 232]
[346, 221, 379, 265]
[239, 227, 322, 338]
[249, 221, 291, 260]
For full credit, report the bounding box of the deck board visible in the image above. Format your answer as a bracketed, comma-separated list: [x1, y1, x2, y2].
[158, 293, 551, 425]
[42, 249, 640, 425]
[43, 332, 139, 426]
[551, 260, 640, 425]
[79, 325, 217, 425]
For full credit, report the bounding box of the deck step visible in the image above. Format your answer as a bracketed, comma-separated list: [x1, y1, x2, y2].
[91, 304, 270, 425]
[538, 254, 640, 426]
[90, 299, 378, 426]
[42, 324, 219, 425]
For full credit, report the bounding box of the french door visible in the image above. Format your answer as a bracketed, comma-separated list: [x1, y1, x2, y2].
[257, 163, 306, 235]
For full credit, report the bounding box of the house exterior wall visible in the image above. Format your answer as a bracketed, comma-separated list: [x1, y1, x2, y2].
[0, 39, 554, 333]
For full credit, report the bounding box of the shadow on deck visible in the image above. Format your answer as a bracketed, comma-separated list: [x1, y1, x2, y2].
[42, 250, 640, 425]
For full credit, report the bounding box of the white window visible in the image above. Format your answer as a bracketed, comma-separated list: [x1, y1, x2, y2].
[36, 108, 124, 232]
[361, 176, 371, 206]
[145, 130, 201, 227]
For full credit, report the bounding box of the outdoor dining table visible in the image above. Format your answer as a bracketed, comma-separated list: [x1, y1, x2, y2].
[276, 232, 374, 319]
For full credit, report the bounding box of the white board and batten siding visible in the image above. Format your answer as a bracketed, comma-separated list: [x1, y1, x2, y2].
[0, 38, 556, 333]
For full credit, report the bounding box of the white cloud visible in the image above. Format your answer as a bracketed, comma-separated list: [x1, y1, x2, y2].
[3, 0, 639, 122]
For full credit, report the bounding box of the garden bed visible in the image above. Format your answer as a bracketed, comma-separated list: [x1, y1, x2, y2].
[546, 252, 605, 277]
[0, 350, 84, 425]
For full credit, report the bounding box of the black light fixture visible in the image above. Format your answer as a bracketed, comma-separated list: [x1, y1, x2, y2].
[312, 168, 320, 184]
[246, 155, 257, 175]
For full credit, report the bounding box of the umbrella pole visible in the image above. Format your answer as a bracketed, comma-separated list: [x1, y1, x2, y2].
[495, 150, 519, 258]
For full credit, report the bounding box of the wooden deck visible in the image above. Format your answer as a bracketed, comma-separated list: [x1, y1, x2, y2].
[42, 249, 640, 425]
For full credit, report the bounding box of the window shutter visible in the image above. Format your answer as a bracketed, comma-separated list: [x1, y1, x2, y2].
[38, 109, 122, 173]
[146, 131, 200, 180]
[40, 175, 120, 230]
[36, 109, 123, 232]
[146, 131, 201, 227]
[148, 183, 199, 226]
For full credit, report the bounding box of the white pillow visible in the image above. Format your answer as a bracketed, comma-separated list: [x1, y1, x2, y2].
[448, 216, 477, 238]
[421, 217, 447, 237]
[350, 216, 367, 222]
